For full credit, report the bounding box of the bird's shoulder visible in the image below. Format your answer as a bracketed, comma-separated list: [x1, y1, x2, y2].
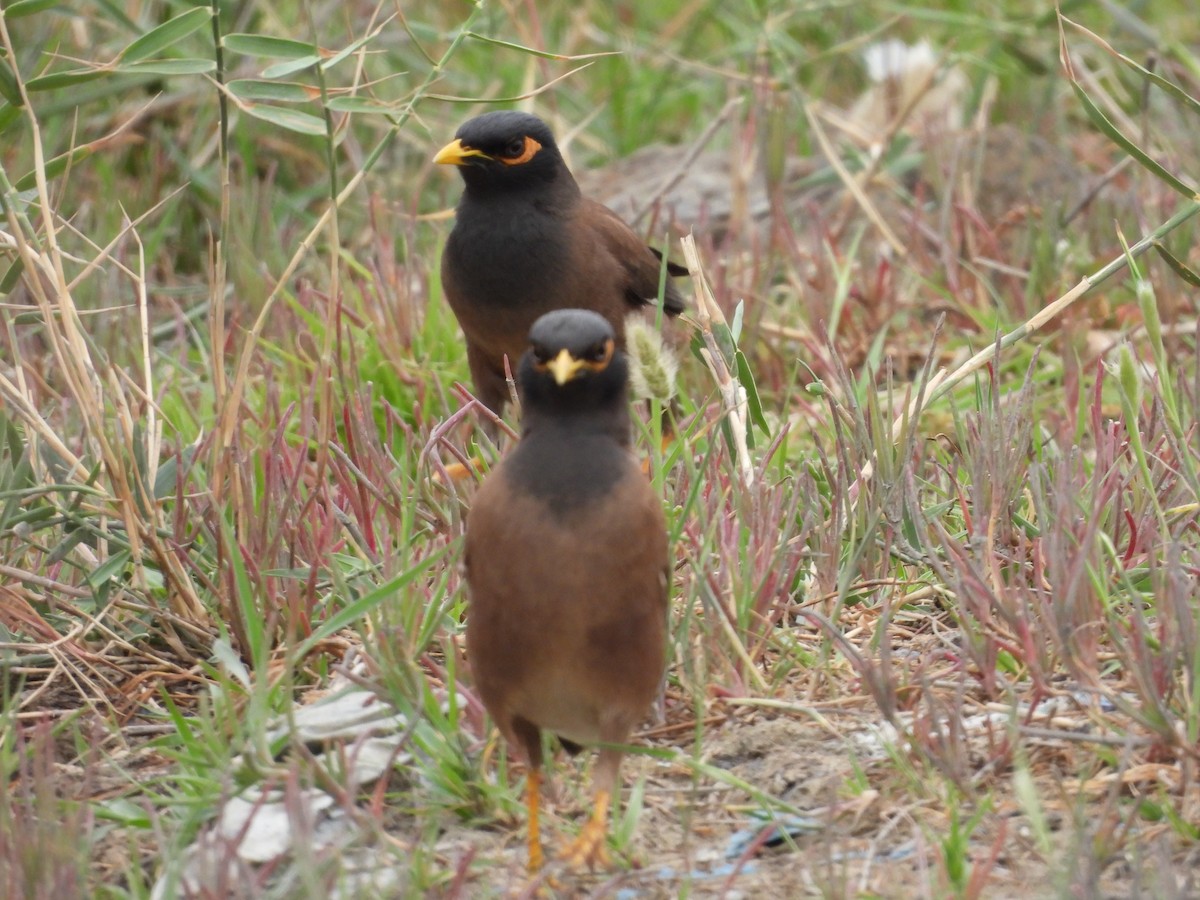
[576, 198, 651, 261]
[574, 198, 685, 315]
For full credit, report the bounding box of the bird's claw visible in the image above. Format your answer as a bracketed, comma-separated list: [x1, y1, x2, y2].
[559, 817, 611, 870]
[432, 457, 485, 484]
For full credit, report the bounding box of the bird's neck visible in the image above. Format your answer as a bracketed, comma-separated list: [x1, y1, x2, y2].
[521, 403, 632, 449]
[461, 171, 582, 208]
[508, 412, 633, 513]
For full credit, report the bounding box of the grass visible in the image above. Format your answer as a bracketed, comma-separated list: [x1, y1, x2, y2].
[3, 0, 1200, 896]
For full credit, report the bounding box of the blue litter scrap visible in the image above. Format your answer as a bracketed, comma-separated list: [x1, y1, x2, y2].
[725, 812, 824, 858]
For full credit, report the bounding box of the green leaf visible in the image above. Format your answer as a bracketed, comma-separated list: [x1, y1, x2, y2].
[292, 545, 452, 660]
[325, 96, 394, 114]
[1161, 803, 1200, 840]
[318, 34, 373, 72]
[96, 798, 151, 828]
[1068, 83, 1197, 198]
[3, 0, 64, 18]
[901, 505, 922, 551]
[115, 58, 215, 76]
[1064, 17, 1200, 121]
[730, 298, 744, 342]
[0, 258, 24, 295]
[238, 103, 326, 135]
[261, 56, 321, 79]
[152, 457, 177, 500]
[0, 63, 22, 106]
[464, 32, 616, 62]
[26, 68, 103, 92]
[0, 425, 33, 533]
[152, 447, 194, 499]
[87, 549, 132, 592]
[1153, 242, 1200, 288]
[120, 7, 212, 65]
[735, 348, 770, 435]
[228, 79, 316, 103]
[223, 34, 318, 59]
[46, 529, 89, 567]
[708, 321, 737, 368]
[15, 145, 94, 190]
[0, 102, 19, 134]
[211, 636, 252, 689]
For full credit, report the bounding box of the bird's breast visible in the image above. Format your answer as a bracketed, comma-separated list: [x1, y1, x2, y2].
[446, 202, 571, 306]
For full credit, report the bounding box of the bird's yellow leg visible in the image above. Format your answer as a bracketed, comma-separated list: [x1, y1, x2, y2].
[560, 788, 611, 870]
[526, 769, 544, 874]
[639, 402, 675, 476]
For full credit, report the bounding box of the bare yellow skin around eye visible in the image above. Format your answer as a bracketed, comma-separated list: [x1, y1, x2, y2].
[533, 339, 615, 385]
[499, 136, 542, 166]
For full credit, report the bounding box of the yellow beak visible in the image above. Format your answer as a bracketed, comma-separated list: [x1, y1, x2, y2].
[546, 349, 586, 386]
[433, 139, 491, 166]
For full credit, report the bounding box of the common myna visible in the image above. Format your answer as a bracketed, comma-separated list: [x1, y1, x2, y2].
[463, 309, 670, 871]
[435, 111, 686, 422]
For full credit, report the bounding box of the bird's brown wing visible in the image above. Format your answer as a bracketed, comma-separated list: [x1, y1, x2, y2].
[583, 199, 687, 316]
[649, 246, 690, 278]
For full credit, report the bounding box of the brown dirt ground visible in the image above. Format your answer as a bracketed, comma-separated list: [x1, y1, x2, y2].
[427, 706, 1198, 899]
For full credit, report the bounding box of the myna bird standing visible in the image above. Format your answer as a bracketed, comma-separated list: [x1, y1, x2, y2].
[435, 111, 686, 422]
[463, 309, 670, 871]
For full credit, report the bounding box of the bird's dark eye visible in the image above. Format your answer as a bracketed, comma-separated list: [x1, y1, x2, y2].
[531, 344, 550, 364]
[503, 137, 526, 158]
[587, 342, 609, 363]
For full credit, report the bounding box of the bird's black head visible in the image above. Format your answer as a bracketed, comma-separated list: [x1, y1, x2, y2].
[434, 111, 569, 194]
[517, 310, 629, 435]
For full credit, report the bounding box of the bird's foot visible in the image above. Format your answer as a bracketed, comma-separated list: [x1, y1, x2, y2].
[523, 870, 564, 897]
[559, 814, 611, 871]
[433, 456, 485, 484]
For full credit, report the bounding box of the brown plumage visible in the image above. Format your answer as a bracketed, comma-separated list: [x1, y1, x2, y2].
[435, 111, 686, 422]
[463, 309, 669, 871]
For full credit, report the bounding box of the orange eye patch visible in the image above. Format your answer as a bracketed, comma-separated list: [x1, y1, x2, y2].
[499, 136, 542, 166]
[533, 339, 614, 385]
[580, 339, 615, 372]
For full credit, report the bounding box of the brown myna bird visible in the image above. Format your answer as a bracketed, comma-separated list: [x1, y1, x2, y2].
[435, 110, 686, 422]
[463, 309, 670, 872]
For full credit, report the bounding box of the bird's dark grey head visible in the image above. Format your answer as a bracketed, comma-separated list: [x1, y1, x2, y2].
[435, 111, 566, 191]
[511, 310, 633, 507]
[528, 309, 614, 367]
[455, 111, 558, 155]
[518, 309, 628, 423]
